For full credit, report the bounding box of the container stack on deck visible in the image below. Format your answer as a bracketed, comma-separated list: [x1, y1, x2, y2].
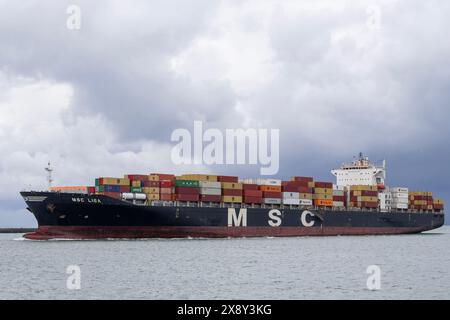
[83, 172, 444, 213]
[348, 185, 378, 209]
[284, 177, 314, 206]
[242, 183, 262, 204]
[312, 182, 333, 207]
[409, 191, 434, 211]
[433, 198, 444, 212]
[390, 187, 409, 210]
[258, 179, 282, 205]
[332, 185, 345, 208]
[95, 177, 130, 199]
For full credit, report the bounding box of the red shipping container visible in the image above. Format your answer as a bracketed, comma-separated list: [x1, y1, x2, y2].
[434, 204, 444, 210]
[244, 189, 263, 197]
[243, 196, 263, 204]
[333, 196, 345, 202]
[291, 176, 313, 183]
[282, 185, 298, 192]
[175, 187, 199, 195]
[362, 201, 378, 208]
[160, 187, 174, 194]
[350, 196, 358, 202]
[160, 180, 173, 188]
[151, 173, 175, 181]
[297, 186, 313, 193]
[103, 192, 121, 199]
[99, 178, 104, 185]
[144, 180, 160, 187]
[125, 174, 148, 181]
[120, 186, 130, 193]
[87, 186, 95, 194]
[361, 190, 378, 197]
[217, 175, 239, 183]
[175, 194, 199, 201]
[263, 191, 281, 198]
[160, 194, 173, 201]
[200, 195, 222, 202]
[314, 182, 333, 189]
[243, 184, 259, 190]
[283, 181, 309, 188]
[222, 189, 243, 196]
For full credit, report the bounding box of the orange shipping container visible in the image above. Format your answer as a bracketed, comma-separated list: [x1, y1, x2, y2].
[259, 185, 282, 192]
[314, 199, 333, 206]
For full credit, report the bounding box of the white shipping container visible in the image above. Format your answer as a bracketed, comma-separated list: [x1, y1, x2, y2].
[200, 188, 222, 195]
[257, 178, 282, 186]
[282, 192, 299, 199]
[199, 181, 221, 189]
[299, 199, 313, 206]
[333, 184, 345, 191]
[264, 198, 281, 204]
[332, 190, 345, 196]
[390, 187, 409, 193]
[333, 201, 345, 207]
[391, 193, 408, 199]
[392, 203, 408, 209]
[391, 198, 409, 204]
[282, 198, 300, 205]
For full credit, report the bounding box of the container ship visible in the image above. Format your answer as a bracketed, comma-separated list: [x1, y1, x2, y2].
[20, 154, 445, 240]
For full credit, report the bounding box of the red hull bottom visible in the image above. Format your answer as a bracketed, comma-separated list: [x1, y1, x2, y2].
[23, 225, 429, 240]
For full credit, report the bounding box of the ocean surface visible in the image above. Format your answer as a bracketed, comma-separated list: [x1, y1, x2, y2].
[0, 226, 449, 300]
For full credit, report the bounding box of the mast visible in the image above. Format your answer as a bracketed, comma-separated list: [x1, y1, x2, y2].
[45, 161, 53, 189]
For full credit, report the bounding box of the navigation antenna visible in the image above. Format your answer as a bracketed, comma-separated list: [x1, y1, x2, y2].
[45, 161, 53, 189]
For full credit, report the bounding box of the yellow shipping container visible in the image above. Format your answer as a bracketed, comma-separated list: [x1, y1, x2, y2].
[102, 178, 130, 186]
[360, 196, 378, 202]
[313, 194, 333, 200]
[142, 187, 160, 194]
[148, 174, 160, 181]
[222, 196, 242, 203]
[146, 193, 160, 200]
[433, 199, 444, 204]
[307, 181, 315, 188]
[352, 190, 362, 196]
[313, 188, 333, 195]
[299, 193, 313, 200]
[414, 200, 427, 205]
[350, 185, 377, 191]
[221, 182, 243, 190]
[131, 181, 142, 188]
[179, 174, 218, 182]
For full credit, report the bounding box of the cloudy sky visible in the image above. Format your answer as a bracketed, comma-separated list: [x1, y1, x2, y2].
[0, 0, 449, 226]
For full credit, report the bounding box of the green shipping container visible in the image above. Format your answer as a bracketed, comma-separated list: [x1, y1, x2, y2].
[95, 178, 100, 187]
[174, 179, 200, 187]
[131, 187, 142, 193]
[95, 185, 104, 192]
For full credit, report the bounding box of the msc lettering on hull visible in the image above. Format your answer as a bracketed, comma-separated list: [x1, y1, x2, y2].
[228, 208, 247, 227]
[71, 197, 102, 204]
[227, 208, 316, 227]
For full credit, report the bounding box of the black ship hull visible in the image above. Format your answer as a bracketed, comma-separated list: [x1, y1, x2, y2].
[21, 191, 445, 240]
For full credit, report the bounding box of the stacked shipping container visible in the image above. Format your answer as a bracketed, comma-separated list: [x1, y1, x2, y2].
[409, 191, 434, 211]
[87, 172, 444, 212]
[347, 185, 378, 209]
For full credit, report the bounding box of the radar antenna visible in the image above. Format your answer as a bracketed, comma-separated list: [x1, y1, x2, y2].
[44, 161, 53, 189]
